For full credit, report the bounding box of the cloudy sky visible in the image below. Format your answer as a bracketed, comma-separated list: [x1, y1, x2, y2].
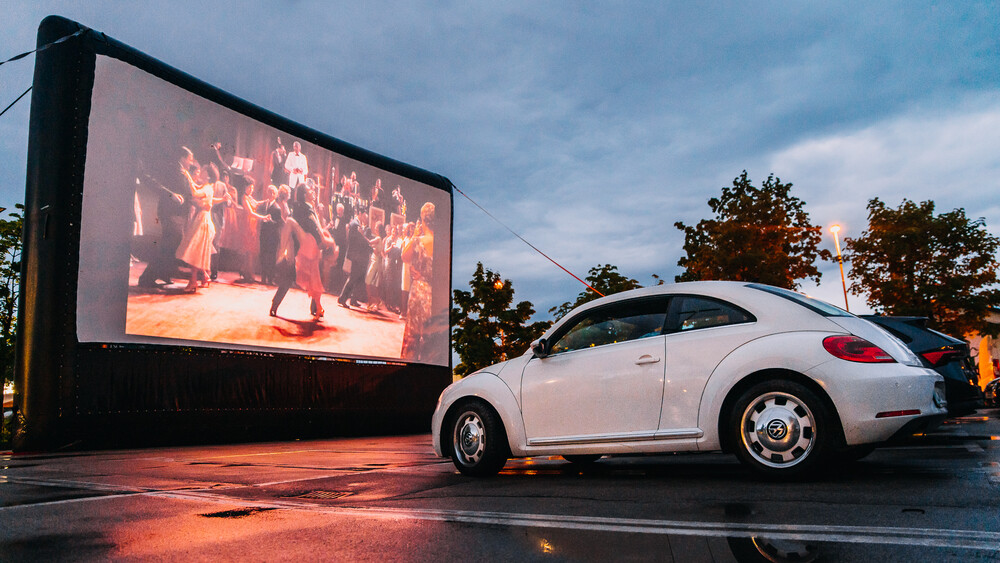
[2, 1, 998, 318]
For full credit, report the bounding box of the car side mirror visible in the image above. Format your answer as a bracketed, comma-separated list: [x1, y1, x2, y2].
[531, 338, 548, 358]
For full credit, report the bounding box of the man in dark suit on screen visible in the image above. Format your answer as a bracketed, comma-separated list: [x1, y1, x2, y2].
[337, 212, 373, 308]
[137, 146, 195, 288]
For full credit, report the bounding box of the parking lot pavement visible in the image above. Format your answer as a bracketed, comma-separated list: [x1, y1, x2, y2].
[2, 410, 1000, 561]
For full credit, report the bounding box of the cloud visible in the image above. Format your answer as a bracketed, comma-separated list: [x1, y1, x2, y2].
[769, 96, 1000, 314]
[766, 95, 1000, 238]
[2, 2, 999, 319]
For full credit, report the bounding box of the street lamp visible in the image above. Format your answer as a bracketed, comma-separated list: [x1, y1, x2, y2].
[494, 279, 506, 359]
[830, 224, 849, 312]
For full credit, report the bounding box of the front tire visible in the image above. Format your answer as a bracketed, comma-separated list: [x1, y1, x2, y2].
[730, 380, 834, 479]
[449, 401, 509, 477]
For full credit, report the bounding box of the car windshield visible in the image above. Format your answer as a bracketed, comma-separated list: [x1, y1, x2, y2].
[746, 283, 852, 317]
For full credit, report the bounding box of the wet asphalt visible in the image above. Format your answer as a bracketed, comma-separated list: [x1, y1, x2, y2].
[1, 410, 999, 561]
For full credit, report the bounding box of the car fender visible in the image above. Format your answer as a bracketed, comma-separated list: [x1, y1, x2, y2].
[433, 371, 528, 457]
[695, 331, 834, 450]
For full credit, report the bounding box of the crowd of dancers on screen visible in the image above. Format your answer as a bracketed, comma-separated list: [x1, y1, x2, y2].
[135, 139, 437, 361]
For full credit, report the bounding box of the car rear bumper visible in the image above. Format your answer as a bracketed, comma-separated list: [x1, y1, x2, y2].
[806, 360, 948, 446]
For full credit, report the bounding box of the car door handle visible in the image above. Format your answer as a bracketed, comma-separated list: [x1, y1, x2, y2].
[635, 355, 661, 365]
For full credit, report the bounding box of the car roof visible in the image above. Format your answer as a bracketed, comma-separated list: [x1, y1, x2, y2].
[561, 281, 751, 311]
[542, 280, 840, 336]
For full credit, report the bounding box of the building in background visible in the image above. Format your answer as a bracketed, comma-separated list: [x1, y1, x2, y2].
[967, 307, 1000, 389]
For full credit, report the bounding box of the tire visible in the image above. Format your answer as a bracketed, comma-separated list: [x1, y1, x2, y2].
[729, 380, 834, 479]
[448, 400, 509, 477]
[562, 454, 602, 465]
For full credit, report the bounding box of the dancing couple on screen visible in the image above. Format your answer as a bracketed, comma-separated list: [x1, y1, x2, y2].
[269, 181, 337, 319]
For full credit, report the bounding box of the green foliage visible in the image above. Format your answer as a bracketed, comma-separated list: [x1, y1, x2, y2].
[846, 198, 1000, 338]
[674, 171, 831, 289]
[548, 264, 647, 320]
[0, 205, 23, 388]
[451, 263, 552, 377]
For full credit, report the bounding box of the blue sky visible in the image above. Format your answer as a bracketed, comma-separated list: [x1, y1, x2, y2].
[2, 1, 998, 317]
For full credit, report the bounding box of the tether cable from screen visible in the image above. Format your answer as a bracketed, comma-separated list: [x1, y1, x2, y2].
[447, 180, 604, 297]
[0, 27, 89, 120]
[0, 26, 88, 68]
[0, 86, 31, 119]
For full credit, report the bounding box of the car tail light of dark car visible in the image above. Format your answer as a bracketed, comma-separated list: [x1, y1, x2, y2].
[920, 348, 962, 367]
[823, 335, 897, 363]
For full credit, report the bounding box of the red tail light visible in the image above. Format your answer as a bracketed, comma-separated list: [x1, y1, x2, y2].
[823, 335, 896, 363]
[875, 409, 921, 418]
[921, 349, 960, 367]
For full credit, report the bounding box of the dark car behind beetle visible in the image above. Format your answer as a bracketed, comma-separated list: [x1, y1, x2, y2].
[861, 316, 982, 417]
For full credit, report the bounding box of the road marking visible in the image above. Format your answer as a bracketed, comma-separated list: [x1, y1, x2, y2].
[4, 476, 999, 550]
[152, 491, 1000, 550]
[200, 449, 342, 459]
[4, 476, 153, 493]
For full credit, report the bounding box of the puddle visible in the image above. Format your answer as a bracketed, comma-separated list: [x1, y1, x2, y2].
[199, 507, 277, 519]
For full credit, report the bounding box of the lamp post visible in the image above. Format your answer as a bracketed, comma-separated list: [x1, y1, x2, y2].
[494, 278, 506, 360]
[830, 224, 849, 312]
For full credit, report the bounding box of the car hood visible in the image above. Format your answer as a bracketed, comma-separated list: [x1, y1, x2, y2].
[827, 316, 923, 367]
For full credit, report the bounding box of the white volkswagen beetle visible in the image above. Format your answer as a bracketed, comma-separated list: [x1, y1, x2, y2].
[432, 281, 948, 478]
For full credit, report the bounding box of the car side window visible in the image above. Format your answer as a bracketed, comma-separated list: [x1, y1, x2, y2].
[668, 295, 755, 332]
[549, 297, 669, 355]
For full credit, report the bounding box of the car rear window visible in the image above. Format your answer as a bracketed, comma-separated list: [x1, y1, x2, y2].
[746, 283, 851, 317]
[864, 320, 914, 344]
[669, 295, 755, 332]
[925, 327, 965, 345]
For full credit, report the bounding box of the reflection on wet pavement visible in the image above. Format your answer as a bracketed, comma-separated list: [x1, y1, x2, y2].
[1, 411, 999, 560]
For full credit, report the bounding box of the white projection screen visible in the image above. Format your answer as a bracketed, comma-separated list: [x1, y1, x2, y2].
[76, 56, 451, 367]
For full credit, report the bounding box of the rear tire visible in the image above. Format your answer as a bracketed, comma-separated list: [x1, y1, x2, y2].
[729, 379, 834, 479]
[448, 401, 509, 477]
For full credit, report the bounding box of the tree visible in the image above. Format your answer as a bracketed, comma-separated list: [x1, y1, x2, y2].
[548, 264, 655, 320]
[0, 205, 23, 387]
[674, 171, 830, 289]
[451, 263, 551, 377]
[846, 198, 1000, 337]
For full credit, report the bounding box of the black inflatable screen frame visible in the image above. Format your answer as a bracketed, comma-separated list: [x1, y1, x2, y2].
[13, 16, 454, 450]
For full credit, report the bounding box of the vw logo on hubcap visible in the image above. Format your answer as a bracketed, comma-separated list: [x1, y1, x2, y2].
[766, 419, 788, 440]
[461, 422, 481, 455]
